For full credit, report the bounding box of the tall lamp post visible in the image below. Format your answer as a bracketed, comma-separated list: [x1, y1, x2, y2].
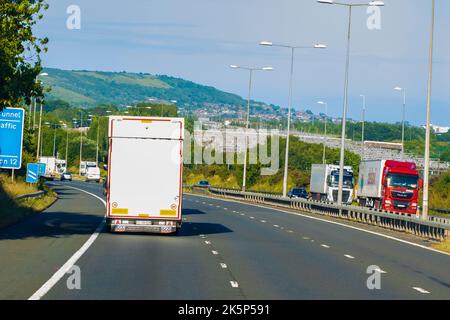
[317, 0, 384, 205]
[230, 64, 273, 192]
[317, 101, 328, 164]
[360, 94, 366, 159]
[422, 0, 436, 220]
[260, 41, 327, 197]
[35, 72, 49, 160]
[394, 86, 406, 160]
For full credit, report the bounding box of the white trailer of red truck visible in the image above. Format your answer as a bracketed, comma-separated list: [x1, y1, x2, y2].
[106, 116, 184, 234]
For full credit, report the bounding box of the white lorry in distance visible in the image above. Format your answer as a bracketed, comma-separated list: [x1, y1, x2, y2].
[39, 156, 57, 180]
[106, 116, 184, 234]
[310, 164, 354, 204]
[85, 166, 101, 183]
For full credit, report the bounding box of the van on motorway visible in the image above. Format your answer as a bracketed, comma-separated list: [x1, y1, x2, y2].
[85, 166, 101, 183]
[106, 116, 184, 234]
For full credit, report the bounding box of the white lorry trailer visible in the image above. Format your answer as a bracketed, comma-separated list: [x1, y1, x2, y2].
[310, 164, 354, 204]
[106, 116, 184, 234]
[39, 156, 57, 180]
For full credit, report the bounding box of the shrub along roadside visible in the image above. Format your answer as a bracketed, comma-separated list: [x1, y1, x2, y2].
[0, 174, 57, 229]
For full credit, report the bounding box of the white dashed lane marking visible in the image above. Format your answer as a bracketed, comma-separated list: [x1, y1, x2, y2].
[230, 281, 239, 288]
[321, 244, 331, 249]
[374, 268, 387, 274]
[220, 263, 228, 269]
[273, 225, 279, 228]
[204, 241, 211, 245]
[212, 250, 219, 255]
[412, 287, 430, 294]
[344, 254, 355, 259]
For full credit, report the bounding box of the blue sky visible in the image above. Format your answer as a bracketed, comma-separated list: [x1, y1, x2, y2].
[36, 0, 450, 126]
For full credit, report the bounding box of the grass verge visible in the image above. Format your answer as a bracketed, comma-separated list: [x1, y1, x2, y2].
[0, 174, 57, 229]
[431, 237, 450, 254]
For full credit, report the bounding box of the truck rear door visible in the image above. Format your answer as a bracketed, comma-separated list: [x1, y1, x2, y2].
[107, 117, 184, 222]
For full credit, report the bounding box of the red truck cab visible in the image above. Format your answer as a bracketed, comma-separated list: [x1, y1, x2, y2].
[381, 160, 422, 214]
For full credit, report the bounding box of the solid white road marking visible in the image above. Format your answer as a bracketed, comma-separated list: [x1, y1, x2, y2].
[220, 263, 228, 269]
[186, 194, 450, 257]
[230, 281, 239, 288]
[321, 244, 331, 249]
[29, 185, 106, 300]
[344, 254, 355, 259]
[412, 287, 430, 294]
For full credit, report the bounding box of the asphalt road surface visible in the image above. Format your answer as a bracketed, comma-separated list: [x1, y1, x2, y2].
[0, 181, 449, 300]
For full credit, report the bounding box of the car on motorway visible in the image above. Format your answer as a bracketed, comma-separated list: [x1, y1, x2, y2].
[60, 172, 73, 181]
[288, 187, 309, 199]
[196, 180, 210, 187]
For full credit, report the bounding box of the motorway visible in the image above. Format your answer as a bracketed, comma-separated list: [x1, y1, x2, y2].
[0, 181, 449, 300]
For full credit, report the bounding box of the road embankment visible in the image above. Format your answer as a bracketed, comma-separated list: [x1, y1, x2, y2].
[0, 174, 57, 229]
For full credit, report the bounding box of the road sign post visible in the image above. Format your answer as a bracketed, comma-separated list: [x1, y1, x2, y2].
[26, 163, 39, 184]
[0, 108, 25, 171]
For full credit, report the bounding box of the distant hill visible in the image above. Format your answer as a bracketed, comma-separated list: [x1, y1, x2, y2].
[42, 67, 248, 108]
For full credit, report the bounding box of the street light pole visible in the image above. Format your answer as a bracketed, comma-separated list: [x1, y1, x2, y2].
[35, 72, 48, 160]
[423, 0, 436, 220]
[360, 94, 366, 159]
[79, 110, 83, 176]
[230, 64, 273, 192]
[260, 41, 327, 197]
[317, 0, 384, 205]
[317, 101, 328, 164]
[96, 118, 100, 167]
[394, 86, 406, 160]
[53, 124, 57, 157]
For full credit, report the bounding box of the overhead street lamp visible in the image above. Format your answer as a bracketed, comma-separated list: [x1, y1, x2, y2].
[422, 0, 436, 220]
[317, 0, 384, 205]
[317, 101, 328, 164]
[260, 41, 327, 197]
[394, 86, 406, 160]
[230, 64, 274, 192]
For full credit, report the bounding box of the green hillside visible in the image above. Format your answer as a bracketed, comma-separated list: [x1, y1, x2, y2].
[42, 67, 246, 107]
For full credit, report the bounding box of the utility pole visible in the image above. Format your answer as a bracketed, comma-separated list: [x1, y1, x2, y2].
[422, 0, 435, 220]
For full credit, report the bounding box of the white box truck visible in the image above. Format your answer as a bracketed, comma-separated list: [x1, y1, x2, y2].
[310, 164, 354, 204]
[39, 156, 57, 180]
[106, 116, 184, 234]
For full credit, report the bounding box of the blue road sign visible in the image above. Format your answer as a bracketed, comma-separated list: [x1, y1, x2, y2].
[26, 163, 39, 183]
[37, 163, 46, 176]
[0, 108, 25, 169]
